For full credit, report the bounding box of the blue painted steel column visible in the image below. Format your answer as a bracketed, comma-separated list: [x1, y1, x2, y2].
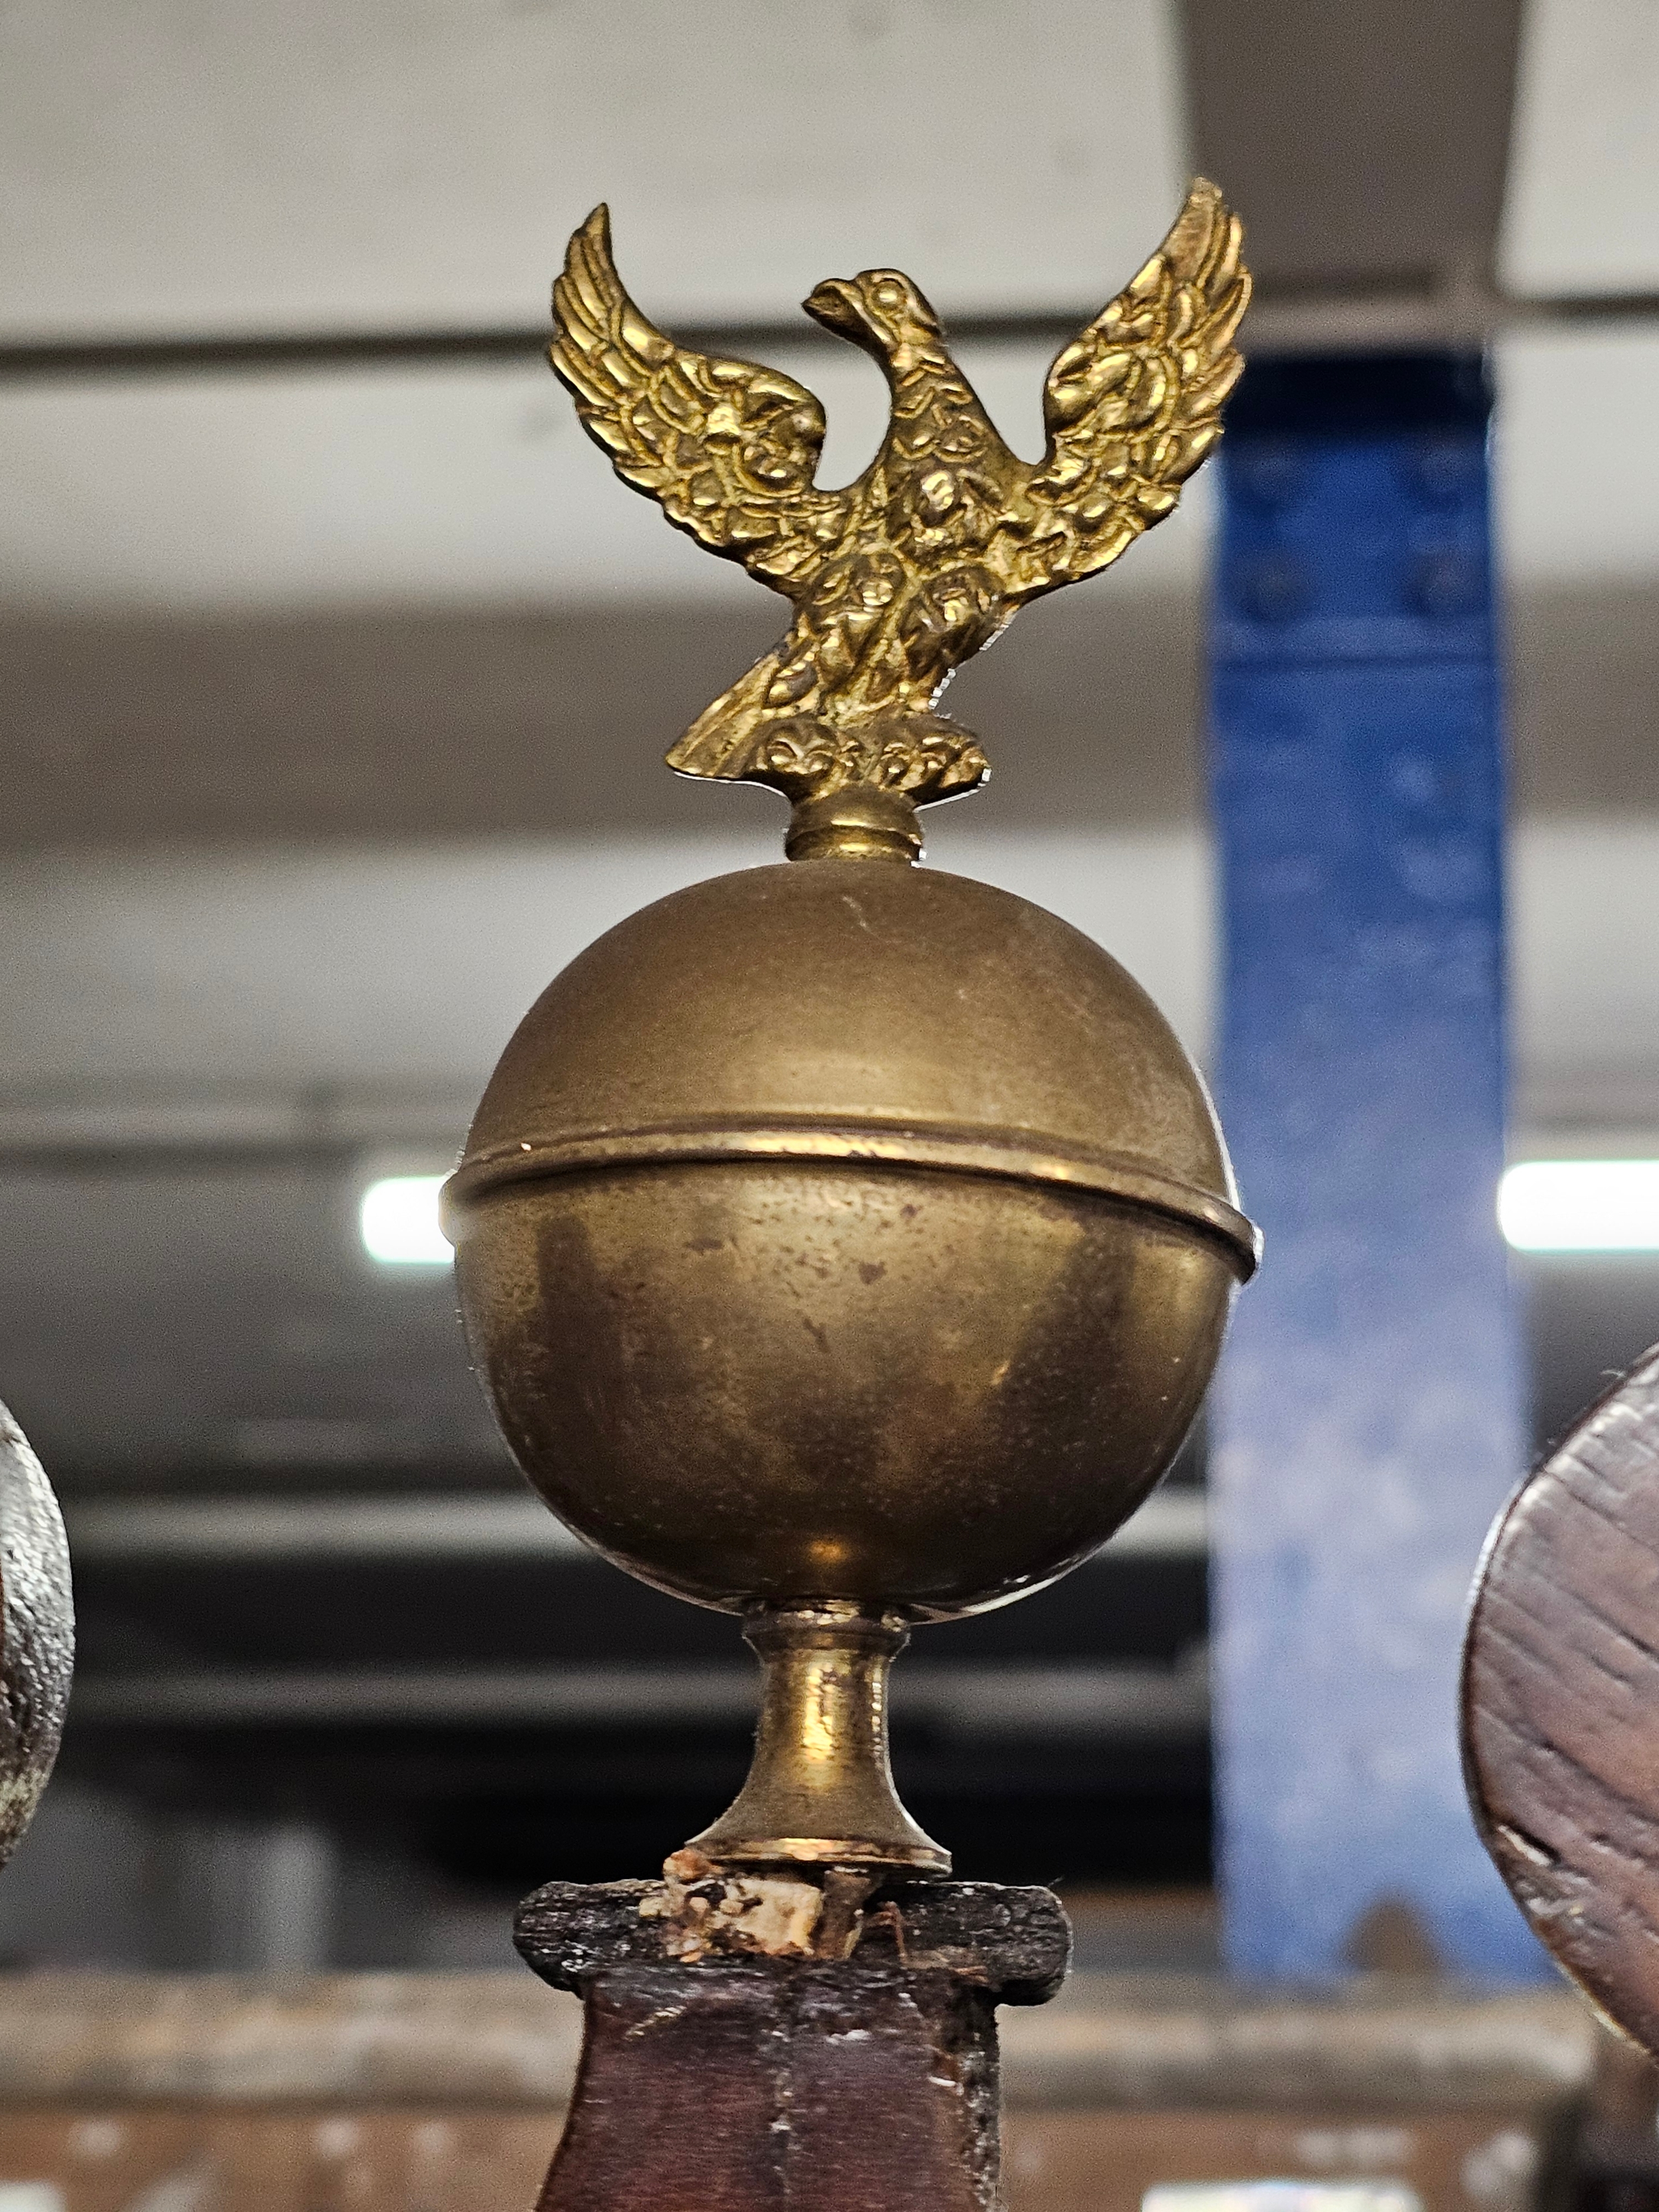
[1208, 354, 1539, 1979]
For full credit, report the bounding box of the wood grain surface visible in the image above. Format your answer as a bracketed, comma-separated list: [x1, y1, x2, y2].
[1463, 1342, 1659, 2050]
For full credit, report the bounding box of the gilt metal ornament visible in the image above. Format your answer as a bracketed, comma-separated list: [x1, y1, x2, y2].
[445, 186, 1255, 1877]
[551, 184, 1249, 826]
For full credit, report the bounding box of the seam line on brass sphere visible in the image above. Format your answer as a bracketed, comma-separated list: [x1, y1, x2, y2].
[444, 1119, 1261, 1278]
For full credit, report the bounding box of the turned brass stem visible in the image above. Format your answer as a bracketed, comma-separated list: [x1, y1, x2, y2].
[784, 786, 924, 864]
[688, 1603, 950, 1875]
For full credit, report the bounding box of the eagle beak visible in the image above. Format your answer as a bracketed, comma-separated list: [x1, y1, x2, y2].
[804, 279, 866, 338]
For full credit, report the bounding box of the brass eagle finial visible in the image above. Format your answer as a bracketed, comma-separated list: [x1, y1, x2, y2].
[551, 184, 1249, 855]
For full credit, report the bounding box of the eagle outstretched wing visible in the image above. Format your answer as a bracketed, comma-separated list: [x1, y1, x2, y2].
[1000, 180, 1250, 601]
[551, 206, 853, 601]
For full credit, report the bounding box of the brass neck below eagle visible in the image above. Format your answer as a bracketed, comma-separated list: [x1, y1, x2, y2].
[550, 186, 1250, 860]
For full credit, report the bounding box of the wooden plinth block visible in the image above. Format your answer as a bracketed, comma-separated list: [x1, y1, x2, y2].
[515, 1878, 1070, 2212]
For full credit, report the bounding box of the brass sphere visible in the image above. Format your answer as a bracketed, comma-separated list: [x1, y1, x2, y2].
[445, 855, 1257, 1623]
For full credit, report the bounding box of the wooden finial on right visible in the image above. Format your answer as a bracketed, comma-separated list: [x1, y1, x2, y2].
[1464, 1343, 1659, 2045]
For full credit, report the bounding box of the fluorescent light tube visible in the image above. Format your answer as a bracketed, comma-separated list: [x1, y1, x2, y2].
[1499, 1159, 1659, 1253]
[360, 1175, 451, 1265]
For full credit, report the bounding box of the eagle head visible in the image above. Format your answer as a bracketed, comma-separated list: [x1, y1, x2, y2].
[804, 269, 944, 363]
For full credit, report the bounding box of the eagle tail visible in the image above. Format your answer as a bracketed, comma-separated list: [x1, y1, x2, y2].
[665, 650, 786, 784]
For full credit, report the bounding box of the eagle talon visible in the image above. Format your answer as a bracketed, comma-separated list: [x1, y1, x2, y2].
[729, 713, 985, 813]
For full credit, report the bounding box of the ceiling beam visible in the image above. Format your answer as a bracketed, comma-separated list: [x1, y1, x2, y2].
[9, 285, 1659, 387]
[62, 1489, 1206, 1566]
[1180, 0, 1525, 297]
[66, 1655, 1210, 1741]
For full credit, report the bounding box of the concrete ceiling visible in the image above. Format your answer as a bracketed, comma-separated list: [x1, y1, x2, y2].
[0, 342, 1200, 613]
[1503, 0, 1659, 294]
[5, 0, 1659, 1507]
[3, 0, 1659, 1157]
[9, 0, 1659, 1940]
[7, 324, 1659, 611]
[4, 0, 1659, 622]
[0, 815, 1650, 1147]
[1184, 0, 1522, 295]
[0, 589, 1204, 845]
[0, 0, 1185, 338]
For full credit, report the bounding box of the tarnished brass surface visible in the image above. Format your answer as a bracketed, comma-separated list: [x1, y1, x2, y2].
[445, 192, 1255, 1873]
[453, 1160, 1235, 1617]
[447, 861, 1254, 1266]
[447, 860, 1254, 1868]
[551, 184, 1248, 844]
[688, 1608, 946, 1872]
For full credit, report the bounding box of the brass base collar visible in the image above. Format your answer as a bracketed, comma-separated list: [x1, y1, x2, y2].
[687, 1604, 950, 1877]
[785, 786, 924, 865]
